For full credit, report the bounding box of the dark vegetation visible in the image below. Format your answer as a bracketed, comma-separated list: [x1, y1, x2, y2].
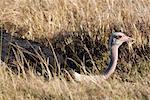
[1, 26, 150, 81]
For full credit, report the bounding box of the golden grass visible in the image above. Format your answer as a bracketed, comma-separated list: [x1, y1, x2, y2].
[0, 63, 150, 100]
[0, 0, 150, 99]
[0, 0, 150, 44]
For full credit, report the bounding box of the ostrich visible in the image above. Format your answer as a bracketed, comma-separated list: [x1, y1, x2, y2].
[71, 32, 135, 82]
[1, 32, 134, 81]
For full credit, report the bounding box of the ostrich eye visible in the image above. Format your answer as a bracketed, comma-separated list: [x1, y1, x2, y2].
[114, 35, 122, 39]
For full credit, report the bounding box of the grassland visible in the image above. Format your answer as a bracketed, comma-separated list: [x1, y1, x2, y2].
[0, 0, 150, 100]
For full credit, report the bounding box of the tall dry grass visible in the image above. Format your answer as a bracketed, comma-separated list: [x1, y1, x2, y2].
[0, 0, 150, 99]
[0, 62, 150, 100]
[0, 0, 150, 44]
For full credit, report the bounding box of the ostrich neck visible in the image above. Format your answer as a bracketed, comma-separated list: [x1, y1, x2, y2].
[103, 45, 119, 79]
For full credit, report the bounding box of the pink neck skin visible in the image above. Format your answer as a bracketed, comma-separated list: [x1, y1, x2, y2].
[103, 45, 119, 79]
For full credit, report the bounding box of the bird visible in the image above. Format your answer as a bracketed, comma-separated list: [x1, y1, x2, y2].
[1, 32, 135, 81]
[71, 32, 135, 82]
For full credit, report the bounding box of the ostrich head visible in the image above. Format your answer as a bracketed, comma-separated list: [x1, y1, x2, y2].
[109, 32, 134, 49]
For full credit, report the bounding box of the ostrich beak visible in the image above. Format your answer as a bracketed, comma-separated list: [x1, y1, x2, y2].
[124, 36, 135, 43]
